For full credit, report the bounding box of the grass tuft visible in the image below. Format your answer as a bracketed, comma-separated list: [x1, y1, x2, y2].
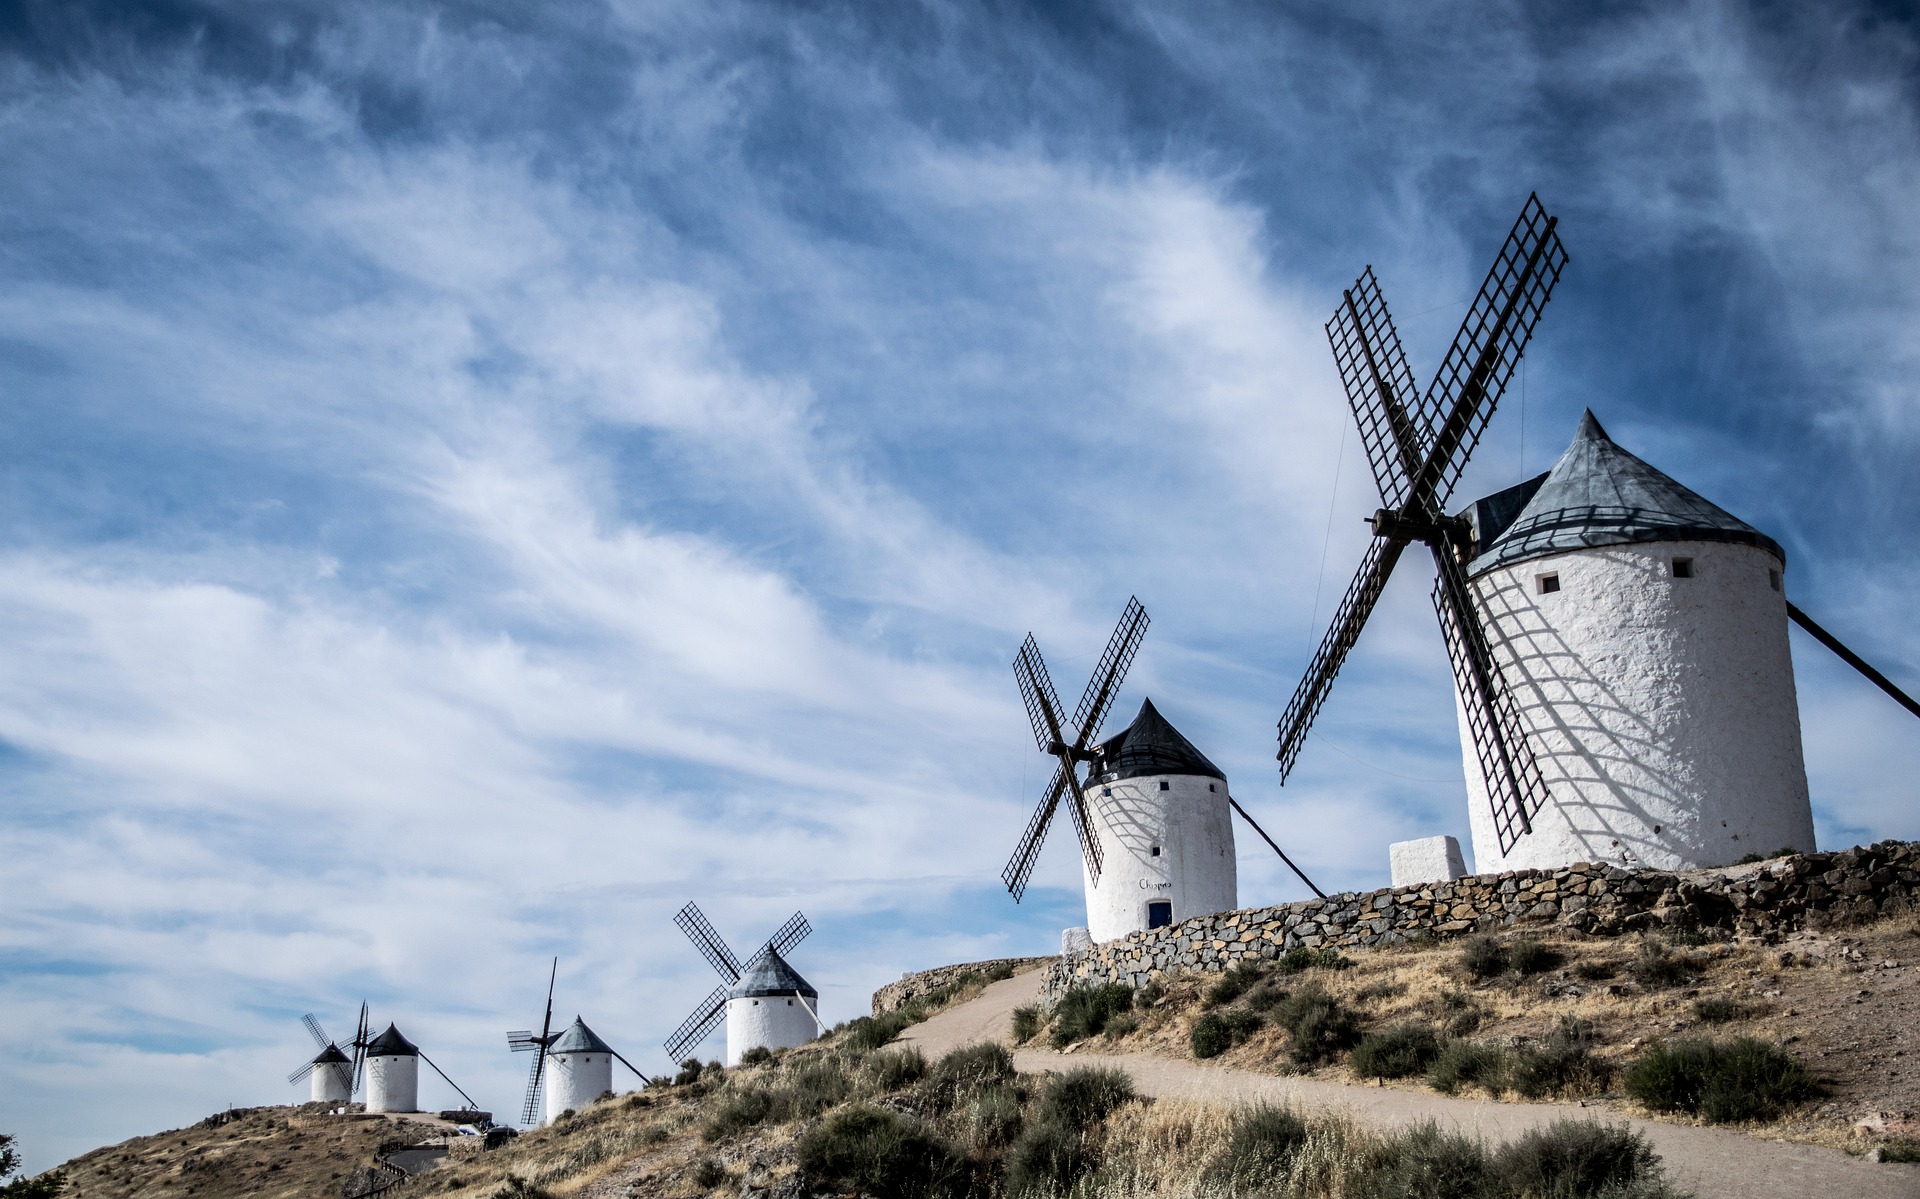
[1630, 941, 1694, 989]
[866, 1046, 927, 1090]
[1351, 1022, 1442, 1080]
[1493, 1120, 1666, 1198]
[796, 1104, 965, 1199]
[1508, 938, 1564, 975]
[1049, 983, 1135, 1048]
[1009, 1004, 1041, 1044]
[1691, 996, 1755, 1024]
[1461, 935, 1509, 980]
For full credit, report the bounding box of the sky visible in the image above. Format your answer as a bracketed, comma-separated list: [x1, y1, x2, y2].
[2, 0, 1918, 1173]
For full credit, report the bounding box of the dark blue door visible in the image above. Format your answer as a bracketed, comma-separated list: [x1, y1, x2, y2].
[1146, 901, 1172, 929]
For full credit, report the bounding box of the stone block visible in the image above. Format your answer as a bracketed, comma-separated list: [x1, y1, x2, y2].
[1062, 927, 1092, 955]
[1390, 836, 1467, 888]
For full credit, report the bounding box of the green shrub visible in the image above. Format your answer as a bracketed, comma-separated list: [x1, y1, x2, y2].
[867, 1047, 928, 1090]
[1883, 1141, 1920, 1164]
[1272, 983, 1360, 1065]
[1507, 1018, 1609, 1099]
[701, 1086, 776, 1141]
[1204, 962, 1267, 1008]
[690, 1159, 727, 1189]
[985, 961, 1017, 982]
[1630, 942, 1693, 989]
[844, 1010, 917, 1052]
[1493, 1119, 1664, 1198]
[796, 1104, 965, 1199]
[1692, 996, 1754, 1024]
[1049, 983, 1134, 1047]
[1669, 929, 1714, 948]
[1625, 1037, 1820, 1123]
[1573, 961, 1618, 981]
[1206, 1104, 1310, 1189]
[1460, 935, 1509, 980]
[1037, 1067, 1135, 1133]
[1428, 1039, 1506, 1096]
[1276, 946, 1350, 974]
[1191, 1013, 1233, 1060]
[1351, 1022, 1442, 1080]
[1245, 979, 1292, 1012]
[673, 1058, 706, 1086]
[1010, 1004, 1041, 1044]
[1005, 1119, 1092, 1198]
[921, 1042, 1016, 1111]
[1508, 938, 1564, 975]
[736, 1045, 774, 1066]
[1359, 1121, 1498, 1198]
[1103, 1012, 1139, 1040]
[965, 1086, 1025, 1149]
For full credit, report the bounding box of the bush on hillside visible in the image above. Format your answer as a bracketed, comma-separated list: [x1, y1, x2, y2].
[1037, 1067, 1135, 1132]
[1004, 1118, 1093, 1198]
[1272, 983, 1361, 1065]
[867, 1047, 928, 1090]
[796, 1105, 965, 1199]
[1506, 1018, 1610, 1099]
[1049, 983, 1134, 1047]
[1351, 1022, 1442, 1080]
[1630, 941, 1693, 989]
[1493, 1120, 1664, 1198]
[736, 1046, 774, 1066]
[1204, 1104, 1310, 1189]
[964, 1086, 1024, 1149]
[1275, 946, 1350, 974]
[1573, 960, 1618, 981]
[1691, 996, 1756, 1024]
[1625, 1037, 1820, 1123]
[1203, 962, 1268, 1008]
[1190, 1009, 1263, 1060]
[1508, 938, 1564, 975]
[1428, 1039, 1506, 1096]
[1355, 1121, 1498, 1198]
[1009, 1004, 1041, 1044]
[1460, 935, 1509, 980]
[920, 1043, 1015, 1111]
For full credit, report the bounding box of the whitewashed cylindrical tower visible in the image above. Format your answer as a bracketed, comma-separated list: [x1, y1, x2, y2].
[364, 1024, 420, 1113]
[1079, 699, 1237, 943]
[723, 949, 818, 1067]
[1456, 411, 1816, 874]
[308, 1044, 353, 1104]
[543, 1017, 615, 1123]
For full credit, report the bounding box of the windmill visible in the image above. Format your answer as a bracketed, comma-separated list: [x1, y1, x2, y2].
[286, 1005, 368, 1105]
[1275, 194, 1568, 858]
[507, 958, 651, 1125]
[664, 903, 821, 1067]
[1003, 598, 1322, 940]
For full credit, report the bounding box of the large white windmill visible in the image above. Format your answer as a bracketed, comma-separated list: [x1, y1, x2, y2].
[507, 959, 651, 1126]
[1003, 598, 1322, 944]
[664, 904, 822, 1068]
[1278, 194, 1920, 880]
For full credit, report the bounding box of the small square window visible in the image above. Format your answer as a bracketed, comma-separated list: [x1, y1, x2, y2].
[1207, 782, 1216, 792]
[1671, 557, 1693, 578]
[1158, 780, 1170, 791]
[1537, 573, 1560, 595]
[1102, 787, 1111, 797]
[1768, 569, 1781, 592]
[1150, 845, 1161, 857]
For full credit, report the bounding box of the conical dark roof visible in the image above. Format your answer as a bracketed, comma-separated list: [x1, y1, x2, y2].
[312, 1043, 351, 1065]
[727, 947, 817, 1000]
[366, 1023, 419, 1057]
[550, 1016, 614, 1055]
[1465, 410, 1782, 576]
[1084, 698, 1225, 787]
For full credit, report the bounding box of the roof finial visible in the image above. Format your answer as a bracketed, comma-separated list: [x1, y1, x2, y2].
[1575, 408, 1610, 442]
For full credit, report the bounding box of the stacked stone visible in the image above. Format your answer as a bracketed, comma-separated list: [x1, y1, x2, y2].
[870, 957, 1053, 1016]
[1036, 841, 1917, 1005]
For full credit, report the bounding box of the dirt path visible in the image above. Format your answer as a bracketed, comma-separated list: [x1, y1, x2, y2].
[899, 971, 1919, 1199]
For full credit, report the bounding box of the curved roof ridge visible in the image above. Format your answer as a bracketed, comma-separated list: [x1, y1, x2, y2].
[1466, 409, 1782, 575]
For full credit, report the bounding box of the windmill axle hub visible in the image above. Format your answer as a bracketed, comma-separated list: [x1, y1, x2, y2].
[1367, 508, 1468, 549]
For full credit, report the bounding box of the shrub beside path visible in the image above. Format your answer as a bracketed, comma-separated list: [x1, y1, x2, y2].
[898, 968, 1919, 1199]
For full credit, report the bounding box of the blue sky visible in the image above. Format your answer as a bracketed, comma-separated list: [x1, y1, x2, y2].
[3, 0, 1919, 1172]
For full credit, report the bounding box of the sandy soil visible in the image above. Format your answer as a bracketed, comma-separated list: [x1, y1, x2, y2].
[903, 968, 1920, 1199]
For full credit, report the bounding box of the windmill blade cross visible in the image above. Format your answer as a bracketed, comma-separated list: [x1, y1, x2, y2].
[287, 1061, 315, 1086]
[1068, 597, 1149, 749]
[663, 986, 729, 1063]
[1013, 635, 1069, 755]
[1330, 267, 1426, 508]
[674, 903, 743, 982]
[1000, 761, 1071, 902]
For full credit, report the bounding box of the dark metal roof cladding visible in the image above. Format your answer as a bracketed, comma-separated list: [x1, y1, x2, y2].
[1084, 698, 1225, 787]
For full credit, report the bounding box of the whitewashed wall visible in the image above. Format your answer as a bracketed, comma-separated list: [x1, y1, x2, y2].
[543, 1051, 612, 1123]
[364, 1054, 418, 1113]
[1080, 772, 1236, 943]
[309, 1063, 351, 1104]
[1460, 538, 1815, 874]
[724, 994, 816, 1066]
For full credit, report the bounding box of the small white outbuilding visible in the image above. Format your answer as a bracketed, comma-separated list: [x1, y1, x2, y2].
[1077, 699, 1237, 943]
[544, 1016, 614, 1124]
[306, 1044, 353, 1104]
[1454, 411, 1817, 874]
[724, 949, 819, 1067]
[364, 1024, 421, 1114]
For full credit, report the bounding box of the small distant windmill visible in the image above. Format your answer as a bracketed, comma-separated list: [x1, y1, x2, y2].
[1003, 598, 1321, 937]
[507, 958, 651, 1126]
[1276, 194, 1568, 855]
[664, 904, 821, 1068]
[287, 1005, 368, 1104]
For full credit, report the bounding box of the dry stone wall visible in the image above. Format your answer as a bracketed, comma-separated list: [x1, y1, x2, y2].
[1041, 841, 1918, 1003]
[871, 957, 1053, 1016]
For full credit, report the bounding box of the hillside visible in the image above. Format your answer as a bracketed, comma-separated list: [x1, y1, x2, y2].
[36, 910, 1920, 1197]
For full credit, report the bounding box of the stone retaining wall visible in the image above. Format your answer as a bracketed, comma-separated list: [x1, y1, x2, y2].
[1041, 841, 1918, 1003]
[871, 957, 1054, 1016]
